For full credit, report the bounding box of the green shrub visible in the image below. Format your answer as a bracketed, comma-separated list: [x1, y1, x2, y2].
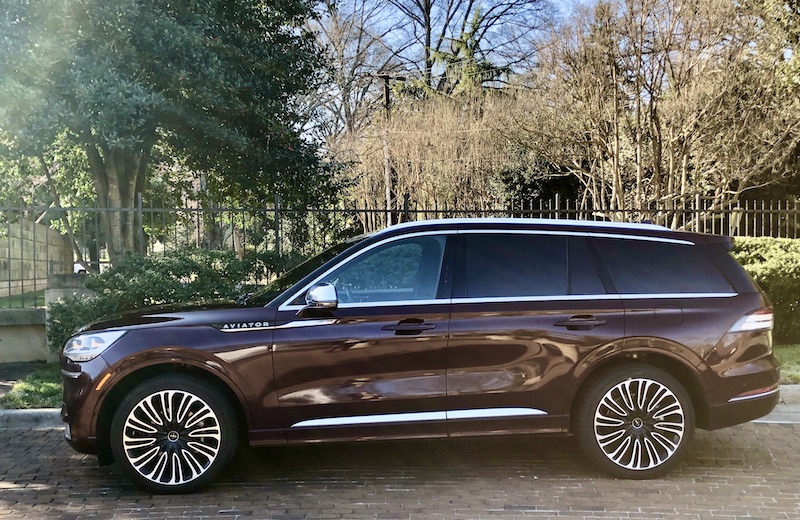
[47, 248, 304, 353]
[48, 292, 115, 355]
[732, 237, 800, 343]
[83, 249, 255, 310]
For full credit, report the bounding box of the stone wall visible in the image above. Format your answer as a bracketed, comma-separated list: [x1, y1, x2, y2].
[0, 275, 93, 362]
[0, 309, 49, 362]
[0, 220, 73, 298]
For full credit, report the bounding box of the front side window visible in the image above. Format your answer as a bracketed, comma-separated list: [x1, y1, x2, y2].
[320, 235, 447, 304]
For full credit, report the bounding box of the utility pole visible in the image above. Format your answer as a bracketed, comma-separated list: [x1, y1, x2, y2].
[376, 73, 405, 227]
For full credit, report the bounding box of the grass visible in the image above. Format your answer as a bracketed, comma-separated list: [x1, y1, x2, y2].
[775, 344, 800, 384]
[0, 289, 45, 308]
[0, 363, 62, 409]
[0, 345, 798, 410]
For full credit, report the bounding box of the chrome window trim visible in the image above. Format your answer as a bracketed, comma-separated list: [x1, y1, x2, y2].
[456, 228, 693, 245]
[449, 293, 736, 305]
[278, 226, 714, 311]
[619, 292, 737, 300]
[450, 295, 620, 305]
[279, 293, 738, 312]
[290, 407, 548, 429]
[335, 298, 448, 309]
[279, 231, 452, 311]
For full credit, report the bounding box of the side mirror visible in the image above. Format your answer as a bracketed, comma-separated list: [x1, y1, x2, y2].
[303, 282, 338, 310]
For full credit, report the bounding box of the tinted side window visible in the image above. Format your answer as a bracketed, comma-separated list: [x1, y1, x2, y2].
[569, 237, 607, 295]
[322, 235, 446, 303]
[703, 243, 759, 293]
[464, 234, 568, 297]
[591, 238, 734, 294]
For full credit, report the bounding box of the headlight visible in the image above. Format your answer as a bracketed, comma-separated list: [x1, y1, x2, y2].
[64, 331, 127, 362]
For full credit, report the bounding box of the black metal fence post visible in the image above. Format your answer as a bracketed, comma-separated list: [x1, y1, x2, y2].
[274, 194, 282, 258]
[137, 193, 144, 256]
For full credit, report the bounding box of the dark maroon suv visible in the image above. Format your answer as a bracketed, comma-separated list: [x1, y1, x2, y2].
[60, 218, 779, 493]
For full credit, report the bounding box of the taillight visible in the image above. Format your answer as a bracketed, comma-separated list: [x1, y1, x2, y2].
[728, 308, 774, 333]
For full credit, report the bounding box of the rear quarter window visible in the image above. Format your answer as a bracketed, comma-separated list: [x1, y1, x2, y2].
[591, 238, 734, 294]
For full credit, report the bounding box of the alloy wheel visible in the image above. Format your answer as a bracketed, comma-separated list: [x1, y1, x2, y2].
[121, 389, 222, 487]
[593, 377, 686, 471]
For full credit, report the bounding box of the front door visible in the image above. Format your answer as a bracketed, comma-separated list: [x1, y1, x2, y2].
[272, 233, 454, 442]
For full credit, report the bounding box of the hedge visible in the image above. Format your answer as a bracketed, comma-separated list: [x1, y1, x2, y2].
[46, 248, 304, 353]
[732, 237, 800, 343]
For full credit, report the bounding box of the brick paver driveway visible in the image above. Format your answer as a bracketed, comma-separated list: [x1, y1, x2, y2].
[1, 423, 799, 519]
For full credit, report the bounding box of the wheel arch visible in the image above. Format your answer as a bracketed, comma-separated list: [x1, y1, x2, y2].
[94, 362, 250, 465]
[568, 348, 710, 434]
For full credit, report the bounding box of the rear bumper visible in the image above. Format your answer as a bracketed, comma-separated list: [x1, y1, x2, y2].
[705, 384, 780, 430]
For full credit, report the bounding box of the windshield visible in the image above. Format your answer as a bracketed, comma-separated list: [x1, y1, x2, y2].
[245, 235, 368, 306]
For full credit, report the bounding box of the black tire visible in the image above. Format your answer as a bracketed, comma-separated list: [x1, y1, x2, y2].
[575, 364, 694, 479]
[110, 374, 238, 494]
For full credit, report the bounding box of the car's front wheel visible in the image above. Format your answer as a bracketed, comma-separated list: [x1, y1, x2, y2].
[110, 374, 238, 493]
[576, 364, 694, 479]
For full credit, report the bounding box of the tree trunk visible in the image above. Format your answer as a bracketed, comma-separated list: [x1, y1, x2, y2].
[38, 156, 88, 270]
[84, 139, 150, 265]
[423, 0, 433, 88]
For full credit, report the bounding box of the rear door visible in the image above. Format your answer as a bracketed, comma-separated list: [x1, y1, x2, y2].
[445, 232, 626, 436]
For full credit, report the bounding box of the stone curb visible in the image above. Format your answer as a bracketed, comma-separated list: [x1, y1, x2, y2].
[1, 386, 798, 430]
[0, 408, 63, 429]
[778, 384, 800, 405]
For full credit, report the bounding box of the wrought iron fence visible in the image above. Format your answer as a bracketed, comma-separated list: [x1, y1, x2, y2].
[2, 195, 799, 308]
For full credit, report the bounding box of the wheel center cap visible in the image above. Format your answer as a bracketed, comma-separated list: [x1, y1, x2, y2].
[167, 430, 180, 442]
[631, 417, 644, 429]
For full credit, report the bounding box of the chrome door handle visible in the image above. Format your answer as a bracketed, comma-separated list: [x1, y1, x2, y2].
[381, 320, 436, 335]
[554, 315, 607, 330]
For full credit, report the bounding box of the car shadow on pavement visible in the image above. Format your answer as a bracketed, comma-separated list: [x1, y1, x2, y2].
[2, 425, 800, 519]
[218, 435, 598, 489]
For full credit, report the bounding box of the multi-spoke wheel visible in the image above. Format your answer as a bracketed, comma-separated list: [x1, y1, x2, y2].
[110, 374, 238, 493]
[576, 364, 694, 479]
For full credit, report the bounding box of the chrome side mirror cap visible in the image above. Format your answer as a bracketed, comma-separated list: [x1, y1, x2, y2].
[304, 282, 338, 310]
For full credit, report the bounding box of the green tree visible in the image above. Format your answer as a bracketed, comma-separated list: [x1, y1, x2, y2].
[0, 0, 327, 263]
[428, 10, 511, 96]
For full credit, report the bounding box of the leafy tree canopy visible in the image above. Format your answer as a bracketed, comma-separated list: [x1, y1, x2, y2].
[1, 0, 330, 260]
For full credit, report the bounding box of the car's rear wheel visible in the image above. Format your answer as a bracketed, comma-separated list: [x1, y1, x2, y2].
[110, 374, 238, 493]
[576, 364, 694, 479]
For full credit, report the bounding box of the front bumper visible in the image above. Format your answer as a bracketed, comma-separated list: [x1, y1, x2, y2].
[60, 355, 112, 455]
[61, 401, 98, 454]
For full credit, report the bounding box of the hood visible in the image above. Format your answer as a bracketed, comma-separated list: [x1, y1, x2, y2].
[80, 299, 243, 333]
